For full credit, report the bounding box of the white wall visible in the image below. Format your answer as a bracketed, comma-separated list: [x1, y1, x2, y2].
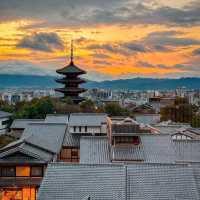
[69, 125, 107, 135]
[0, 117, 10, 134]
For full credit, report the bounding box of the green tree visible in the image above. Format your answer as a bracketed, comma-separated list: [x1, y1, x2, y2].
[104, 103, 129, 116]
[80, 99, 96, 112]
[15, 97, 55, 119]
[191, 115, 200, 128]
[161, 96, 198, 124]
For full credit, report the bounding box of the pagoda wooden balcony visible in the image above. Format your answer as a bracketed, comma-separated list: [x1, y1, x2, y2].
[0, 177, 42, 187]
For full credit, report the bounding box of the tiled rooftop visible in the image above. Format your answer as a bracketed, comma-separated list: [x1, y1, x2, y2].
[38, 163, 200, 200]
[69, 113, 107, 126]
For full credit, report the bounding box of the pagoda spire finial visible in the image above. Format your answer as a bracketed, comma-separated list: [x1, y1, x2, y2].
[70, 39, 74, 64]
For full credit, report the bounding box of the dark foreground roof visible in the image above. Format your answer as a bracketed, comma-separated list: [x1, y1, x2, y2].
[0, 123, 67, 163]
[0, 110, 12, 118]
[38, 163, 126, 200]
[38, 163, 200, 200]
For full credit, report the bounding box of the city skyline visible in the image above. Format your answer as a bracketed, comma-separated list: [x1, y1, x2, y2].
[0, 0, 200, 81]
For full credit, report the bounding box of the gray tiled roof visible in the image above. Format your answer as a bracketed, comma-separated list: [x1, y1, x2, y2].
[0, 142, 53, 163]
[45, 114, 69, 124]
[111, 145, 145, 161]
[80, 136, 110, 164]
[38, 163, 126, 200]
[174, 140, 200, 162]
[190, 163, 200, 195]
[62, 130, 80, 147]
[0, 110, 12, 118]
[11, 119, 44, 129]
[127, 163, 199, 200]
[38, 163, 200, 200]
[22, 123, 67, 153]
[69, 113, 107, 126]
[111, 135, 175, 163]
[141, 135, 176, 163]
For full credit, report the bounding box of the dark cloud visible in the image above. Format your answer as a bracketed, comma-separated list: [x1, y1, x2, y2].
[87, 42, 148, 55]
[0, 0, 199, 27]
[193, 48, 200, 56]
[92, 53, 110, 59]
[0, 60, 54, 75]
[144, 31, 200, 47]
[138, 61, 172, 69]
[87, 44, 117, 52]
[93, 60, 111, 66]
[122, 42, 148, 52]
[152, 45, 171, 52]
[138, 60, 200, 75]
[17, 32, 64, 52]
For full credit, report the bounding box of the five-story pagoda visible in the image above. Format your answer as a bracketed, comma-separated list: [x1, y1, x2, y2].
[55, 41, 86, 104]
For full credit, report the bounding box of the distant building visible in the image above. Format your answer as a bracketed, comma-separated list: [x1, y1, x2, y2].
[55, 41, 86, 104]
[149, 96, 175, 113]
[134, 113, 160, 125]
[0, 111, 12, 134]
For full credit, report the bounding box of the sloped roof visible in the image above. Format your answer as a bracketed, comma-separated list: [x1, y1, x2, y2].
[80, 136, 110, 164]
[0, 110, 12, 118]
[141, 134, 176, 163]
[0, 142, 53, 163]
[111, 145, 145, 161]
[174, 140, 200, 162]
[0, 123, 67, 163]
[45, 114, 69, 124]
[11, 119, 44, 129]
[62, 129, 80, 147]
[22, 123, 67, 154]
[111, 135, 175, 163]
[190, 163, 200, 195]
[127, 163, 199, 200]
[69, 113, 107, 126]
[38, 163, 200, 200]
[56, 62, 86, 74]
[37, 163, 126, 200]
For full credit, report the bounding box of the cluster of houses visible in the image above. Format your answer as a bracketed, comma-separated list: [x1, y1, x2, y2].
[1, 113, 200, 199]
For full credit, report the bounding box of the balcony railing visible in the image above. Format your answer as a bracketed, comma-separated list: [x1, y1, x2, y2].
[0, 177, 42, 187]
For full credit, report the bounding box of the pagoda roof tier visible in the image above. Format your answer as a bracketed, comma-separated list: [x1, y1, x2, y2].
[55, 78, 86, 84]
[55, 87, 87, 93]
[56, 61, 86, 75]
[67, 96, 85, 103]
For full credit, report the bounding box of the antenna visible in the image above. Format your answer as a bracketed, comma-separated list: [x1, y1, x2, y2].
[70, 39, 74, 64]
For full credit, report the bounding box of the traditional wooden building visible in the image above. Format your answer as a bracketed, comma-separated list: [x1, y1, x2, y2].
[55, 41, 86, 104]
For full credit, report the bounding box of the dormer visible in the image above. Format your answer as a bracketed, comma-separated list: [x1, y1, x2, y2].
[113, 135, 141, 146]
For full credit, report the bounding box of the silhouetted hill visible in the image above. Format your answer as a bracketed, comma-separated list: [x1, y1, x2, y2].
[0, 75, 200, 90]
[85, 77, 200, 90]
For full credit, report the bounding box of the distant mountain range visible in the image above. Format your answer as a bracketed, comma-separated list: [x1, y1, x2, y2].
[0, 74, 200, 90]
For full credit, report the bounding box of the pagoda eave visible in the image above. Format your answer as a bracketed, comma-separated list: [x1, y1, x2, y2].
[55, 88, 87, 93]
[55, 78, 86, 84]
[56, 70, 86, 75]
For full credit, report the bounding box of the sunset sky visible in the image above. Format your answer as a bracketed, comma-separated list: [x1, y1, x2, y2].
[0, 0, 200, 81]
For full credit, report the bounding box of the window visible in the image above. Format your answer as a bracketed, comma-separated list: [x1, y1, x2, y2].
[16, 166, 30, 177]
[2, 119, 10, 125]
[73, 126, 76, 132]
[59, 147, 80, 162]
[72, 149, 78, 157]
[31, 166, 43, 177]
[85, 126, 87, 132]
[79, 126, 81, 132]
[1, 167, 15, 177]
[115, 136, 140, 145]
